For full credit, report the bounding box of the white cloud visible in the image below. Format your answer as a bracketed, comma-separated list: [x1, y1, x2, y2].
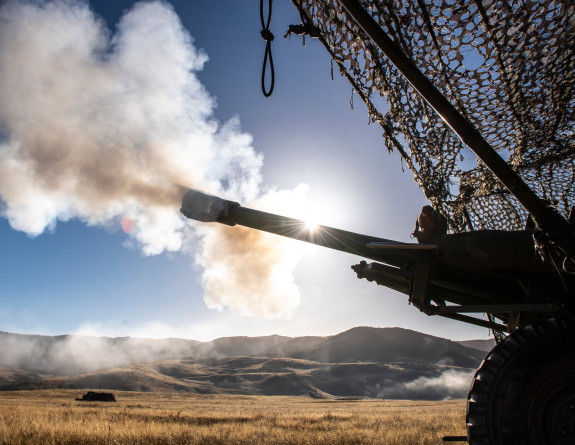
[0, 0, 310, 320]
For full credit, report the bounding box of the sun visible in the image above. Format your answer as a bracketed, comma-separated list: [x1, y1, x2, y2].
[304, 217, 319, 232]
[299, 204, 338, 234]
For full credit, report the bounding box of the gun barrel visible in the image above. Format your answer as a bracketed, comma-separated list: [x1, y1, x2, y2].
[180, 189, 418, 267]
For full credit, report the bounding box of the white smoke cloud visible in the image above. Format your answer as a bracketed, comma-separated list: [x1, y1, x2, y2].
[0, 330, 197, 375]
[380, 369, 474, 400]
[196, 185, 310, 319]
[0, 0, 307, 317]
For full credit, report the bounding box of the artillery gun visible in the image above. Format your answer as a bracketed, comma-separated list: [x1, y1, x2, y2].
[184, 0, 575, 443]
[181, 188, 574, 443]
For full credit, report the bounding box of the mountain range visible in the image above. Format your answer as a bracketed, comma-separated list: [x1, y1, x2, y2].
[0, 327, 494, 400]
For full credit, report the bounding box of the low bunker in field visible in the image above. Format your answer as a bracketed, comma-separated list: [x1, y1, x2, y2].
[75, 391, 117, 402]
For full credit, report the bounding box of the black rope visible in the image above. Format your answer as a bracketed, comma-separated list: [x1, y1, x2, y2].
[260, 0, 274, 97]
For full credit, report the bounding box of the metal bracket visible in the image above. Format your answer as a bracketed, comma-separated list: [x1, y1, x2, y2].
[429, 303, 560, 314]
[410, 258, 433, 313]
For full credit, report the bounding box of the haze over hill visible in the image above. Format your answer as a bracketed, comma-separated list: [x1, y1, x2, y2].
[0, 327, 493, 400]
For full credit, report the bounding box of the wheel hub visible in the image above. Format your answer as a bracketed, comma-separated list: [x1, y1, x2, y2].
[533, 384, 575, 444]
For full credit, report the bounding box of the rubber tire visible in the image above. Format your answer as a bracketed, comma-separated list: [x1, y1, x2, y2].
[466, 317, 575, 445]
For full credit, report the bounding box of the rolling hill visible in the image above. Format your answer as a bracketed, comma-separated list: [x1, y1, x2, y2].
[0, 327, 489, 399]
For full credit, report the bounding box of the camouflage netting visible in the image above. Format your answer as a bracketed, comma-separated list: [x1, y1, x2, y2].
[291, 0, 575, 232]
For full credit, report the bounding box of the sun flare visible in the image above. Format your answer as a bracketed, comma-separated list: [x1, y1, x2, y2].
[304, 218, 319, 232]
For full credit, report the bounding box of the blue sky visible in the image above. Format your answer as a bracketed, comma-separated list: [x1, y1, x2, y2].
[0, 0, 491, 341]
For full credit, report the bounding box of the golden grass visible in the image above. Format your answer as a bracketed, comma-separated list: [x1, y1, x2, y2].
[0, 390, 466, 444]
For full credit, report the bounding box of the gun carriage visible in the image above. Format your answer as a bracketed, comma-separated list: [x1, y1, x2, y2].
[184, 1, 575, 443]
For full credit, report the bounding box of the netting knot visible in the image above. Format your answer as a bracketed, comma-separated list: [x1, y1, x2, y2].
[260, 29, 275, 42]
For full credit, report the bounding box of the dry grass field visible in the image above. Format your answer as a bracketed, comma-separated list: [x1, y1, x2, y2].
[0, 390, 466, 444]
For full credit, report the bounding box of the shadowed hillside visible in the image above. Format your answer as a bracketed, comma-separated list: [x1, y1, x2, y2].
[455, 339, 495, 352]
[1, 356, 475, 400]
[189, 335, 293, 357]
[0, 327, 488, 399]
[289, 327, 483, 367]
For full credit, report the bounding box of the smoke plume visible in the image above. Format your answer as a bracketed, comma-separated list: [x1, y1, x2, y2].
[197, 186, 310, 318]
[379, 369, 474, 400]
[0, 330, 196, 375]
[0, 1, 305, 317]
